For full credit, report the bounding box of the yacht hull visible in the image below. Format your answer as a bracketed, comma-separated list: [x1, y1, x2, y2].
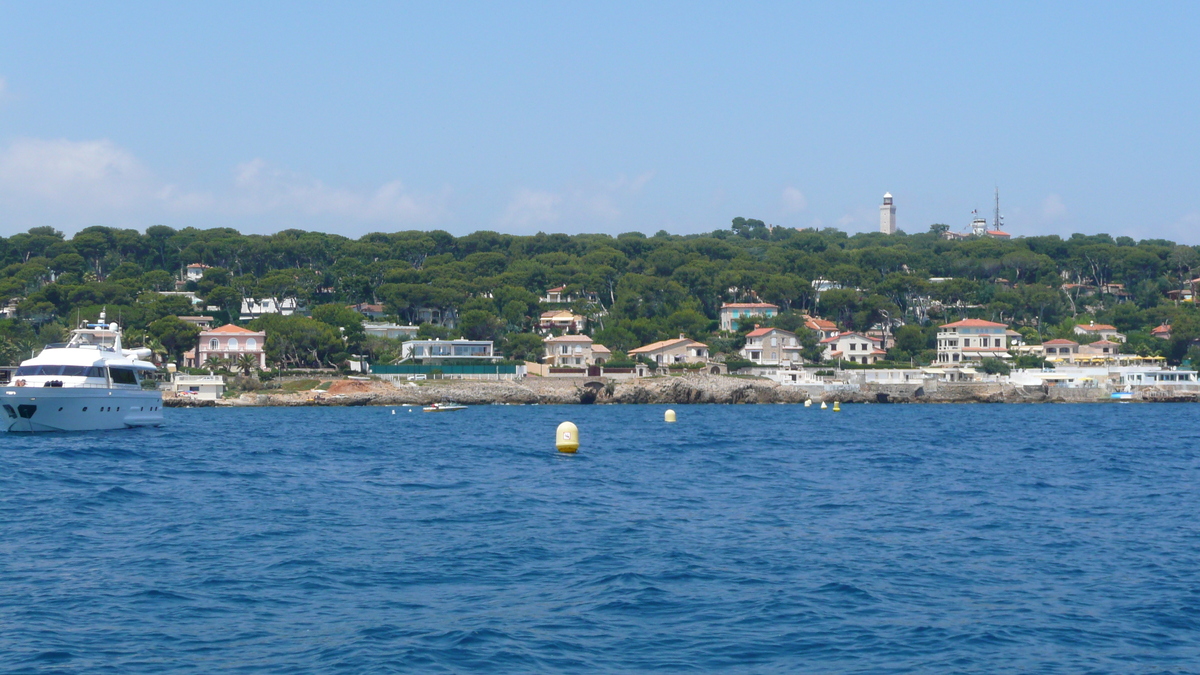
[2, 388, 164, 432]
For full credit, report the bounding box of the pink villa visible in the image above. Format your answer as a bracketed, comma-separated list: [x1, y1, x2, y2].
[186, 324, 268, 370]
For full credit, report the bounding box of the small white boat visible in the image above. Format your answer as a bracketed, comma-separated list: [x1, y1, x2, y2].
[422, 402, 467, 412]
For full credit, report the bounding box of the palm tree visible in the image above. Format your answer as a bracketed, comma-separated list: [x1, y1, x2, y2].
[204, 354, 226, 372]
[236, 353, 258, 376]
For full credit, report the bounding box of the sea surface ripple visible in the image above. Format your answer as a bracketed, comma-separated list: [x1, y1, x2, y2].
[2, 403, 1199, 673]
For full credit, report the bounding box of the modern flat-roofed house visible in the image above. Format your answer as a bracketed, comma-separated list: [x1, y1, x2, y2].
[629, 335, 710, 365]
[821, 332, 885, 364]
[363, 322, 419, 340]
[936, 319, 1010, 364]
[543, 334, 600, 367]
[719, 303, 779, 331]
[178, 315, 215, 330]
[741, 327, 803, 365]
[240, 297, 300, 321]
[1042, 339, 1080, 361]
[402, 339, 495, 363]
[1073, 322, 1125, 343]
[187, 324, 267, 369]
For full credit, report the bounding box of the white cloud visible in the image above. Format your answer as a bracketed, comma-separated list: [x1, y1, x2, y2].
[231, 158, 448, 223]
[1041, 193, 1067, 220]
[781, 186, 808, 213]
[0, 138, 155, 209]
[500, 189, 561, 227]
[0, 137, 447, 230]
[499, 172, 654, 230]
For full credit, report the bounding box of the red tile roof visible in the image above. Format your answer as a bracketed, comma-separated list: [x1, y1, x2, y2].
[629, 337, 707, 354]
[1076, 323, 1117, 332]
[1042, 339, 1079, 345]
[544, 334, 593, 342]
[820, 332, 881, 344]
[805, 318, 838, 331]
[940, 319, 1007, 328]
[745, 327, 793, 338]
[1151, 324, 1171, 335]
[205, 324, 262, 335]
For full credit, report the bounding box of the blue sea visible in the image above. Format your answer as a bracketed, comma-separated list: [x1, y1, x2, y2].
[2, 403, 1200, 673]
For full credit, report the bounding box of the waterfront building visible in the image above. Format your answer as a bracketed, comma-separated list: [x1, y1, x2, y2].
[880, 193, 896, 235]
[543, 335, 602, 367]
[936, 319, 1010, 364]
[629, 335, 710, 365]
[740, 327, 803, 366]
[821, 332, 886, 365]
[187, 324, 267, 370]
[166, 373, 225, 401]
[719, 303, 779, 331]
[402, 339, 495, 363]
[1073, 322, 1126, 343]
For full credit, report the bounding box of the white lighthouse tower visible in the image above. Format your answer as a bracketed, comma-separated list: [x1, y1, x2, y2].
[880, 193, 897, 234]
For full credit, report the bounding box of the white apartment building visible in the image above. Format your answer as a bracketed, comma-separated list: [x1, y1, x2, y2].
[936, 319, 1010, 364]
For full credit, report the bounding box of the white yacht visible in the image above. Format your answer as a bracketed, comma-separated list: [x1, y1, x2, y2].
[3, 311, 164, 432]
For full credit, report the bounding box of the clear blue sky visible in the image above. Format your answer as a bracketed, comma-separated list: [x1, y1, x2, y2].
[1, 2, 1198, 242]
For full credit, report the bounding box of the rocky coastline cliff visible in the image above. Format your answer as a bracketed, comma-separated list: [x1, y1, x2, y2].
[164, 373, 1200, 407]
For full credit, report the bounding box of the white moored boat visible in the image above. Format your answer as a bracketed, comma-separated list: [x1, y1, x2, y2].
[3, 311, 164, 432]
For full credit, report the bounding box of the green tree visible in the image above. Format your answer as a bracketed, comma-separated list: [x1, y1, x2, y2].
[147, 315, 201, 365]
[502, 332, 546, 362]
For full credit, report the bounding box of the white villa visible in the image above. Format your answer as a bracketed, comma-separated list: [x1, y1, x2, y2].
[821, 332, 886, 364]
[936, 319, 1010, 364]
[543, 334, 604, 367]
[629, 335, 710, 365]
[740, 327, 803, 366]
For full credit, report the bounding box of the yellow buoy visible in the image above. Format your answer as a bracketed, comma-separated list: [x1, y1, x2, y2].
[665, 409, 676, 423]
[556, 421, 579, 453]
[804, 399, 812, 408]
[832, 401, 841, 412]
[820, 401, 827, 409]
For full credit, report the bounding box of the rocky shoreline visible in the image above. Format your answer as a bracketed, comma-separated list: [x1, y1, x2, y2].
[162, 373, 1200, 407]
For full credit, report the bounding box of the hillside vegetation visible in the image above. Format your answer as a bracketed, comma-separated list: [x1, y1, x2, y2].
[1, 220, 1198, 367]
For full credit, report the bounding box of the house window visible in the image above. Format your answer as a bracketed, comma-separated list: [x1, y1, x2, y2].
[209, 338, 218, 349]
[228, 338, 239, 350]
[770, 337, 777, 347]
[246, 338, 257, 350]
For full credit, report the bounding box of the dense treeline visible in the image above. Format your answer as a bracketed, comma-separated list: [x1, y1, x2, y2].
[0, 220, 1198, 367]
